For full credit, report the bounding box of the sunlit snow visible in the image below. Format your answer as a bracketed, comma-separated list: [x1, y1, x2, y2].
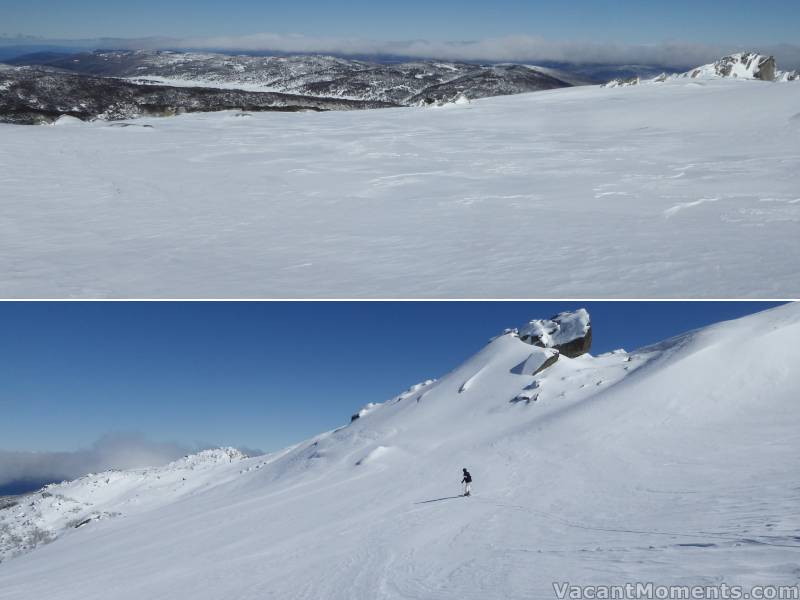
[1, 79, 798, 298]
[1, 304, 798, 599]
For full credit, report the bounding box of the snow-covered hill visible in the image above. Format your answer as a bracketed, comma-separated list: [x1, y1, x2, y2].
[1, 304, 799, 599]
[6, 50, 573, 107]
[1, 74, 799, 298]
[0, 65, 397, 125]
[687, 53, 775, 80]
[0, 448, 250, 562]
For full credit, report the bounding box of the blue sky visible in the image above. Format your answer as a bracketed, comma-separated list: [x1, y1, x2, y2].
[2, 0, 798, 43]
[0, 302, 786, 456]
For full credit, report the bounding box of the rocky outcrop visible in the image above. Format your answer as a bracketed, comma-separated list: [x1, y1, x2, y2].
[510, 348, 561, 376]
[753, 55, 776, 81]
[688, 53, 776, 81]
[511, 380, 543, 404]
[679, 52, 789, 82]
[351, 402, 380, 423]
[604, 52, 799, 87]
[517, 309, 592, 358]
[603, 76, 640, 88]
[532, 352, 560, 374]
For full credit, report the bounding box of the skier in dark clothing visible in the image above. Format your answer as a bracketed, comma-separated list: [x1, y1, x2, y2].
[461, 468, 472, 497]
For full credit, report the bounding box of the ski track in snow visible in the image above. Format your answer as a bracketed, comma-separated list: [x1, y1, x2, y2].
[1, 79, 799, 297]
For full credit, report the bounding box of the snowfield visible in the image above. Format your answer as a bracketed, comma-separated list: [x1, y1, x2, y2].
[0, 304, 799, 599]
[1, 78, 799, 298]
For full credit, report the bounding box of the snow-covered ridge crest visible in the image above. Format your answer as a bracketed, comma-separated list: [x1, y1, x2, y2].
[687, 52, 777, 81]
[0, 447, 248, 562]
[352, 310, 592, 425]
[171, 447, 247, 467]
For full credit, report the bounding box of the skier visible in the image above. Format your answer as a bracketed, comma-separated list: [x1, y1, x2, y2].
[461, 468, 472, 497]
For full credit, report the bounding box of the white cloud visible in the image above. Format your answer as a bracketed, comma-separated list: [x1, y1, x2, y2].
[0, 434, 210, 489]
[2, 33, 799, 69]
[113, 34, 800, 70]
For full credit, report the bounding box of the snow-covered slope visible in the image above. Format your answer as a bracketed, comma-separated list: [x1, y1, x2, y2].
[0, 448, 250, 562]
[1, 304, 799, 599]
[1, 76, 799, 298]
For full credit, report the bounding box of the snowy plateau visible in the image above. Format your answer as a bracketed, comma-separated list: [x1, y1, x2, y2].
[0, 304, 799, 599]
[0, 52, 798, 297]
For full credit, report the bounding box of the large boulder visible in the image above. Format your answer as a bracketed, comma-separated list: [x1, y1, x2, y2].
[517, 309, 592, 358]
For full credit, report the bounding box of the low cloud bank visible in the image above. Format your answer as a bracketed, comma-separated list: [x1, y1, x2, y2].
[0, 434, 259, 494]
[172, 34, 800, 69]
[2, 33, 799, 70]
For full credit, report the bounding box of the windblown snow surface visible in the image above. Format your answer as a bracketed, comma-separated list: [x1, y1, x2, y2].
[1, 78, 799, 298]
[1, 304, 799, 599]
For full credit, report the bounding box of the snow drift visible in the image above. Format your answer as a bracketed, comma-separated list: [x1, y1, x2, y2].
[1, 303, 799, 599]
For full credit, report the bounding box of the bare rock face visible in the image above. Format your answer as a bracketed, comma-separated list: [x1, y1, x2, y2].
[510, 347, 561, 376]
[517, 309, 592, 358]
[755, 55, 777, 81]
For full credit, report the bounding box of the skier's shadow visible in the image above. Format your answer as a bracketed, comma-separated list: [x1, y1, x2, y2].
[414, 495, 463, 504]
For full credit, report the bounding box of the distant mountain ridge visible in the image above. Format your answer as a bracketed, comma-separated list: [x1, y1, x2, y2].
[0, 64, 397, 124]
[2, 50, 797, 125]
[0, 49, 578, 124]
[6, 49, 574, 105]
